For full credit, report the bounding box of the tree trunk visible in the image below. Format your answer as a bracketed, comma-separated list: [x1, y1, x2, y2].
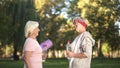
[97, 39, 104, 58]
[13, 48, 19, 60]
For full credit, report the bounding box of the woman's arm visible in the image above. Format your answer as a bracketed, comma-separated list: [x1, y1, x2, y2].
[66, 37, 93, 59]
[66, 51, 87, 58]
[24, 51, 32, 68]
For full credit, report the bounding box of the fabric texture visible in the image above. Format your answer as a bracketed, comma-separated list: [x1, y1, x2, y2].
[23, 38, 43, 68]
[69, 31, 95, 68]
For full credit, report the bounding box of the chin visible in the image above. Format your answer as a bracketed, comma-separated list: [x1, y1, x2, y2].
[36, 34, 38, 36]
[37, 33, 39, 36]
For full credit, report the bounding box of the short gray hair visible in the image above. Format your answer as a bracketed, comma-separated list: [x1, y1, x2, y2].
[73, 17, 88, 28]
[24, 20, 39, 38]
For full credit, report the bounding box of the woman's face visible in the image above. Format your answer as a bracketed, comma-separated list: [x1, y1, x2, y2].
[74, 22, 85, 33]
[32, 26, 40, 37]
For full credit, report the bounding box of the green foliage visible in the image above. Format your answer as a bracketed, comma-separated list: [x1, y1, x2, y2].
[0, 0, 40, 60]
[69, 0, 120, 57]
[0, 0, 120, 58]
[0, 0, 14, 45]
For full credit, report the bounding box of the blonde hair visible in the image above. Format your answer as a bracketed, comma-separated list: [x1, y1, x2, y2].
[24, 21, 39, 38]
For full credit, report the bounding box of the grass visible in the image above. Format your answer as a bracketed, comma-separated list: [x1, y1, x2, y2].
[91, 58, 120, 68]
[0, 58, 120, 68]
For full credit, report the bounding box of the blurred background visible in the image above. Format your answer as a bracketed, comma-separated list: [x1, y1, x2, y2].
[0, 0, 120, 61]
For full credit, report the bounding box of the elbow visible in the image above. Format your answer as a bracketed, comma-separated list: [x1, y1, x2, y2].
[83, 53, 87, 58]
[23, 56, 29, 62]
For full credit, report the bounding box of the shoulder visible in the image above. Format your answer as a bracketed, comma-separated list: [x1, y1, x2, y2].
[26, 38, 35, 42]
[24, 38, 37, 45]
[82, 31, 92, 37]
[82, 31, 95, 46]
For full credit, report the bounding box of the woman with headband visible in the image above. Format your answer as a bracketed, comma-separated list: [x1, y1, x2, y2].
[66, 17, 95, 68]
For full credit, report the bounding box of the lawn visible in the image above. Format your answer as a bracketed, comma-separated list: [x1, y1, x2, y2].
[0, 58, 120, 68]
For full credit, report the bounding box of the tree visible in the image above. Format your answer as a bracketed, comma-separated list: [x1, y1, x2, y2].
[11, 0, 40, 60]
[77, 0, 119, 58]
[64, 0, 119, 58]
[0, 0, 16, 56]
[0, 0, 40, 60]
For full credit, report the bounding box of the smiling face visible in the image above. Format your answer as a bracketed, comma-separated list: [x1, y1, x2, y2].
[73, 17, 87, 33]
[32, 26, 40, 37]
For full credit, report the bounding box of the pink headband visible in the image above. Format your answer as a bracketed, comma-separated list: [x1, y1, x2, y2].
[73, 19, 87, 28]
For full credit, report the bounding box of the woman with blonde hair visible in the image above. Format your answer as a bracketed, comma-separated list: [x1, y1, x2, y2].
[22, 21, 42, 68]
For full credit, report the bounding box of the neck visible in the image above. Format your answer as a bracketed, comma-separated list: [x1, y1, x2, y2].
[79, 30, 86, 34]
[28, 34, 36, 40]
[30, 36, 36, 39]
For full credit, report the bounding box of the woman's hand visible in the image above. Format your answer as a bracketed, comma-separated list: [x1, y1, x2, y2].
[66, 51, 87, 59]
[42, 51, 47, 60]
[66, 51, 75, 58]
